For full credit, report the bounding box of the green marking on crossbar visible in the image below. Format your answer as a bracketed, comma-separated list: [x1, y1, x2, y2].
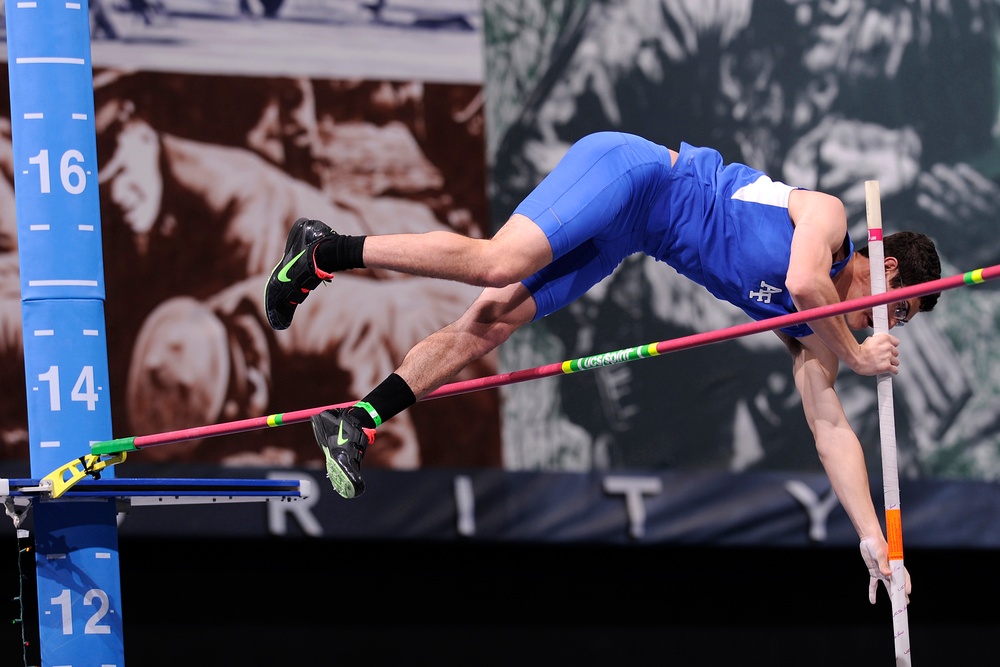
[91, 436, 138, 455]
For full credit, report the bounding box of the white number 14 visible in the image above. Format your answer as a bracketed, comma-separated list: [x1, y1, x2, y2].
[37, 365, 100, 411]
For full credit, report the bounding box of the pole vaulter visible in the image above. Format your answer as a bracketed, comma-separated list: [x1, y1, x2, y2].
[42, 261, 1000, 499]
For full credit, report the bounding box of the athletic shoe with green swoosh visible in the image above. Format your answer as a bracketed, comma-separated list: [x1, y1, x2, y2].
[312, 408, 376, 498]
[264, 217, 336, 330]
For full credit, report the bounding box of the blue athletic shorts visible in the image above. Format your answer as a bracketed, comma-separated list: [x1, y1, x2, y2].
[513, 132, 674, 320]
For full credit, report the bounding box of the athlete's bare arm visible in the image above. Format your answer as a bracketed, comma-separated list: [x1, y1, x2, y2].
[785, 189, 898, 377]
[777, 331, 897, 591]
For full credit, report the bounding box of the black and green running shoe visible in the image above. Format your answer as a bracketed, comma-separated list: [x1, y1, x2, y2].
[312, 408, 375, 499]
[264, 217, 335, 330]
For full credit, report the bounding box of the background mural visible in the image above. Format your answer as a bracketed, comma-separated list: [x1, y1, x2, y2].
[0, 1, 500, 470]
[485, 0, 1000, 482]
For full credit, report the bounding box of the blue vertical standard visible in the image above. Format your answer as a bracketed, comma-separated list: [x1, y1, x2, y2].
[6, 1, 124, 665]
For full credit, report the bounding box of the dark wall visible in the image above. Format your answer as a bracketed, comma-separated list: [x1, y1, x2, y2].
[5, 536, 993, 666]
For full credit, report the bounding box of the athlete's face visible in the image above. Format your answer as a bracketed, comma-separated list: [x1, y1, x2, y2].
[844, 276, 917, 331]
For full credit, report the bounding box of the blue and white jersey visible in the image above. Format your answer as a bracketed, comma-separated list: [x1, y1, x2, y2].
[651, 142, 853, 338]
[516, 133, 852, 336]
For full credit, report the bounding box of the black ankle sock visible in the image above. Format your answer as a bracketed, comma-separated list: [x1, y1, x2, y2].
[314, 234, 366, 272]
[349, 373, 416, 429]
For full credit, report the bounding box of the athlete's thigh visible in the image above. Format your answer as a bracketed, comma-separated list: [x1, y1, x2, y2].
[514, 132, 640, 260]
[524, 236, 627, 321]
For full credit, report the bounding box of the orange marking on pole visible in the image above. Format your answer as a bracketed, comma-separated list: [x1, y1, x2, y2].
[885, 508, 904, 560]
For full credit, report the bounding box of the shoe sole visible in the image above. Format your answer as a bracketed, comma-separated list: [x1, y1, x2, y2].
[263, 265, 288, 330]
[264, 218, 309, 330]
[313, 419, 356, 499]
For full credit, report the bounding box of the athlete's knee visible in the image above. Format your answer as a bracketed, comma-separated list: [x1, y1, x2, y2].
[478, 241, 549, 287]
[469, 214, 550, 287]
[462, 286, 533, 340]
[476, 261, 530, 288]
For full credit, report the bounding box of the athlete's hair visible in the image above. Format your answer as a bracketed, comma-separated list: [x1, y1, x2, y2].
[857, 231, 941, 312]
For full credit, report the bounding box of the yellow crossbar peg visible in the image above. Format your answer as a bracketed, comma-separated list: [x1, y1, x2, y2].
[41, 452, 128, 499]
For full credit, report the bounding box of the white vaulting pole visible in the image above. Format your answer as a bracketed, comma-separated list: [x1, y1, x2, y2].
[864, 180, 912, 665]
